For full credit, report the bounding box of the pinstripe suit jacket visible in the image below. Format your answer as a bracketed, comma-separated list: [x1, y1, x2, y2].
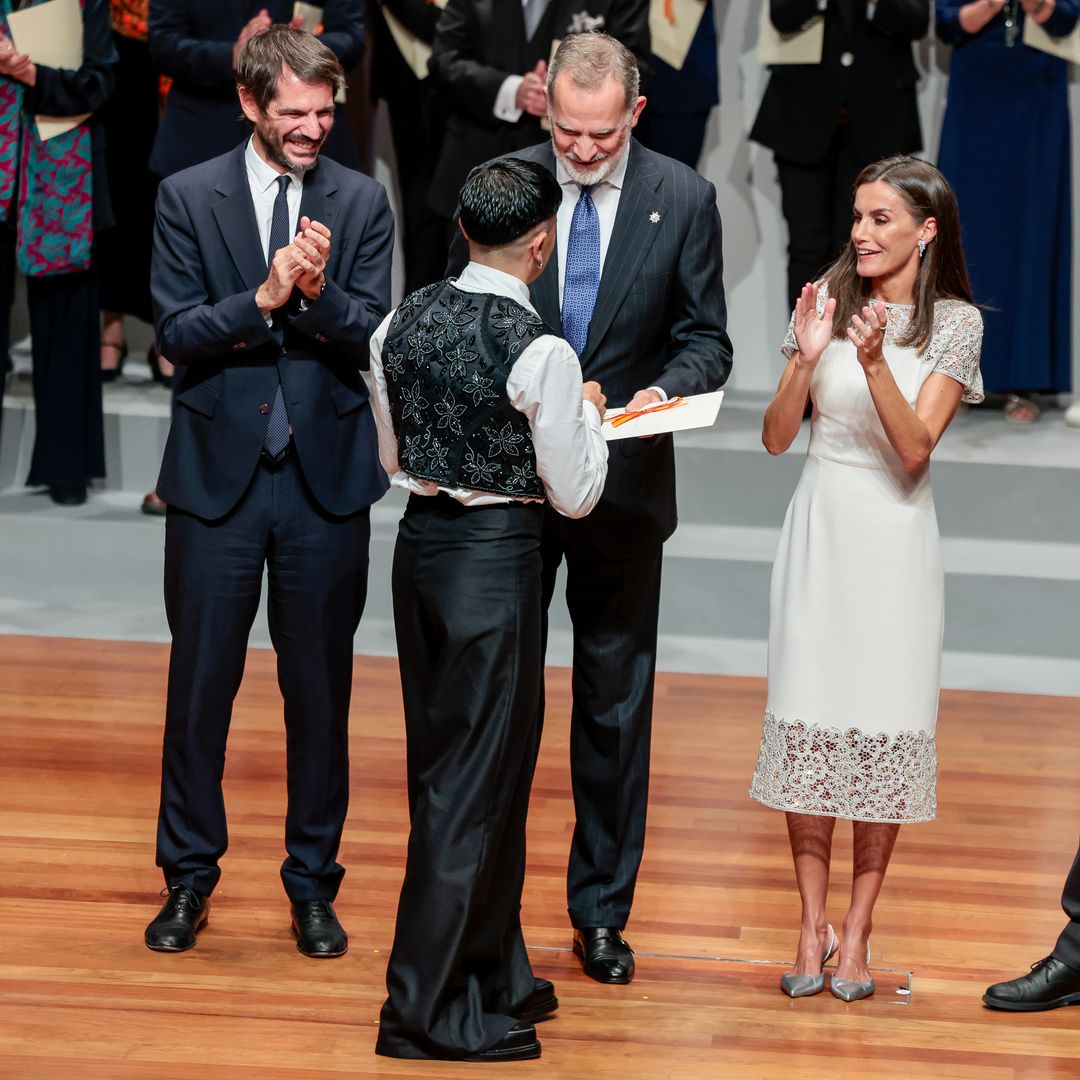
[509, 138, 733, 554]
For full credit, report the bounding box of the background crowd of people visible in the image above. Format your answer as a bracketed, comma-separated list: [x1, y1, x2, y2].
[0, 0, 1077, 507]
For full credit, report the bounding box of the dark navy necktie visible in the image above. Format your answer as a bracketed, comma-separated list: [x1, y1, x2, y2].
[561, 185, 600, 357]
[263, 174, 291, 460]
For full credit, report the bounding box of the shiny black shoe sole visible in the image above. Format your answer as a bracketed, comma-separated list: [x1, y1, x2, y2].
[572, 937, 634, 984]
[291, 922, 348, 958]
[463, 1041, 541, 1062]
[982, 991, 1080, 1012]
[144, 911, 208, 953]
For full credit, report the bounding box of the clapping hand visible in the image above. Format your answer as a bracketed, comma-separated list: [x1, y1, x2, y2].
[234, 10, 272, 66]
[792, 282, 837, 366]
[1021, 0, 1055, 21]
[515, 60, 548, 118]
[0, 33, 36, 87]
[847, 301, 888, 370]
[293, 217, 331, 300]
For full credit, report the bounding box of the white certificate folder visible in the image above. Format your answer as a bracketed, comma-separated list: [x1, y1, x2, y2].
[601, 389, 724, 441]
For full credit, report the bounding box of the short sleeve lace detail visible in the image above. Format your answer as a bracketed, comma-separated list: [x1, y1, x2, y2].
[926, 299, 984, 404]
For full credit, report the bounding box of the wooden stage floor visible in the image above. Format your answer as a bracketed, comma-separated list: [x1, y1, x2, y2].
[3, 635, 1080, 1078]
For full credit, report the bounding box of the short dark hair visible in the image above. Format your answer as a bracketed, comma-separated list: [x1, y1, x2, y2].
[235, 25, 344, 114]
[456, 158, 562, 248]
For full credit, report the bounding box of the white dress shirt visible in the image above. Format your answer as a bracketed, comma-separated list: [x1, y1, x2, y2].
[369, 262, 608, 518]
[244, 137, 304, 261]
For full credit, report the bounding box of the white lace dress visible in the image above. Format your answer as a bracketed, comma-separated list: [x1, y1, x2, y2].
[749, 294, 983, 823]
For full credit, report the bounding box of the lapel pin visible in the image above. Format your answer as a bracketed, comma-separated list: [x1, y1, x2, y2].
[649, 211, 661, 224]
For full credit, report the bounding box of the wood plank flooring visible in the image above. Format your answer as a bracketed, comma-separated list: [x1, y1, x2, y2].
[2, 635, 1080, 1078]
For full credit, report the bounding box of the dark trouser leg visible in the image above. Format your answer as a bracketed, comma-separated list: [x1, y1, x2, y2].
[776, 136, 843, 313]
[25, 269, 105, 489]
[265, 457, 370, 902]
[377, 497, 543, 1059]
[156, 470, 269, 897]
[1053, 842, 1080, 968]
[560, 528, 663, 930]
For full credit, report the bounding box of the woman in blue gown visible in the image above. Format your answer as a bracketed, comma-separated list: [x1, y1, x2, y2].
[936, 0, 1078, 422]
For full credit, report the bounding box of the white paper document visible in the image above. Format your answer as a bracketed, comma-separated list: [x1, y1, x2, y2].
[601, 389, 724, 442]
[756, 3, 824, 65]
[1023, 19, 1080, 64]
[7, 0, 90, 141]
[383, 7, 434, 82]
[649, 0, 708, 71]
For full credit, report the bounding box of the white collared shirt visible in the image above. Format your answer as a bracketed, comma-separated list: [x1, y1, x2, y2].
[555, 146, 629, 304]
[244, 137, 304, 264]
[369, 262, 608, 518]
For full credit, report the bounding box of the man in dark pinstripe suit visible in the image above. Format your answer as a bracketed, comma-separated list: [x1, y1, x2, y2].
[450, 32, 734, 984]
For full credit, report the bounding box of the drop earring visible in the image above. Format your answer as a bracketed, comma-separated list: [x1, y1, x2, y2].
[918, 239, 927, 258]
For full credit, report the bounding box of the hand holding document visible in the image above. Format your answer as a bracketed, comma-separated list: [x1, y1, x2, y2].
[1023, 18, 1080, 64]
[7, 0, 89, 141]
[756, 2, 824, 65]
[601, 389, 724, 441]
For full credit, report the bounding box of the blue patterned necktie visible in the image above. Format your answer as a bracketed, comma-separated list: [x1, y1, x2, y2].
[561, 185, 600, 357]
[263, 174, 292, 460]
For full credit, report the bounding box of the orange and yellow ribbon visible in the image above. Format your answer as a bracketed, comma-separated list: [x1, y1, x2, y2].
[605, 397, 685, 428]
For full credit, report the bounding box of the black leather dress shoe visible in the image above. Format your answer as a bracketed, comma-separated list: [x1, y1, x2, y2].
[573, 927, 635, 984]
[984, 956, 1080, 1011]
[145, 885, 209, 952]
[291, 899, 348, 958]
[514, 978, 558, 1022]
[463, 1022, 541, 1062]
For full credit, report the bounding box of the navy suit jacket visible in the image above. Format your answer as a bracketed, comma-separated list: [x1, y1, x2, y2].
[152, 144, 393, 520]
[450, 138, 733, 554]
[147, 0, 364, 177]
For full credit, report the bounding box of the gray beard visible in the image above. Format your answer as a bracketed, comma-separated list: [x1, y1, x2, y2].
[554, 140, 627, 187]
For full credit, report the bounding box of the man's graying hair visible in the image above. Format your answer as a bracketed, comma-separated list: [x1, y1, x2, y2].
[547, 32, 640, 112]
[235, 25, 344, 113]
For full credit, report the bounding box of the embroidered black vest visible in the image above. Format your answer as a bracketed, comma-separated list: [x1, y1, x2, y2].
[382, 280, 553, 500]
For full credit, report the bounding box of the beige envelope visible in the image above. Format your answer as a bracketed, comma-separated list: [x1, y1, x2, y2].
[1023, 18, 1080, 64]
[649, 0, 708, 71]
[756, 3, 824, 65]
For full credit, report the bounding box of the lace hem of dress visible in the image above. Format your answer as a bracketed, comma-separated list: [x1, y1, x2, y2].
[748, 710, 937, 823]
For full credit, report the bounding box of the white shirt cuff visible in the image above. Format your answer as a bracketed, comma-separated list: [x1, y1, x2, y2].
[866, 0, 878, 18]
[646, 385, 668, 402]
[494, 75, 525, 123]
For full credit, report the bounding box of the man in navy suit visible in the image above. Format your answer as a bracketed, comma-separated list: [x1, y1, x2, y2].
[452, 32, 733, 984]
[143, 25, 393, 958]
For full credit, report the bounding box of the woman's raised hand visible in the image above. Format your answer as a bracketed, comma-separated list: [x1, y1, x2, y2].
[792, 282, 837, 367]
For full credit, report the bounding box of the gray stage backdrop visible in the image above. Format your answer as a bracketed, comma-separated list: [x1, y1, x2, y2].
[372, 4, 1080, 397]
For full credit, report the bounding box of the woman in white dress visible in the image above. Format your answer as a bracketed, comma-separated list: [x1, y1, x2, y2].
[749, 157, 983, 1001]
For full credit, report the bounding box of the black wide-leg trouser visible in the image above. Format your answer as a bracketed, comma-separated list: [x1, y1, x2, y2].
[377, 493, 545, 1060]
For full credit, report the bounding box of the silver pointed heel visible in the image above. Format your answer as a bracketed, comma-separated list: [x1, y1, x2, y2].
[780, 924, 838, 998]
[830, 941, 874, 1002]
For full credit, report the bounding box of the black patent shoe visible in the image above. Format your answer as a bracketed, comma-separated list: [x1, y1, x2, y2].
[984, 956, 1080, 1011]
[145, 885, 209, 952]
[513, 978, 558, 1022]
[572, 927, 635, 984]
[291, 899, 348, 958]
[463, 1022, 541, 1062]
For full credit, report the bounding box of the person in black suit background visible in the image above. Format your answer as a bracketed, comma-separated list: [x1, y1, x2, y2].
[148, 0, 366, 178]
[426, 0, 651, 227]
[750, 0, 928, 310]
[452, 31, 732, 984]
[370, 0, 446, 292]
[143, 25, 393, 958]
